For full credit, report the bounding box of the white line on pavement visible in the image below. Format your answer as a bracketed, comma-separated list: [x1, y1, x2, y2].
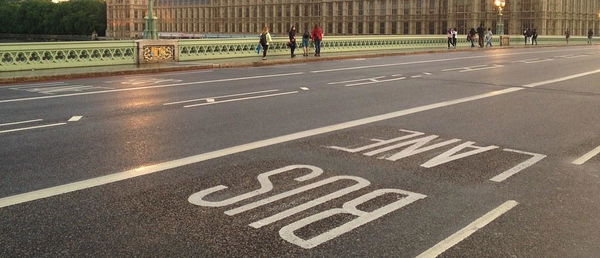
[572, 145, 600, 165]
[490, 149, 547, 182]
[345, 77, 407, 87]
[310, 47, 593, 73]
[416, 200, 519, 258]
[163, 89, 280, 105]
[68, 116, 83, 122]
[1, 69, 600, 208]
[9, 82, 66, 89]
[0, 119, 43, 127]
[458, 64, 504, 72]
[300, 87, 310, 91]
[0, 123, 67, 135]
[327, 76, 387, 85]
[183, 91, 299, 108]
[523, 69, 600, 87]
[442, 64, 489, 72]
[0, 72, 304, 104]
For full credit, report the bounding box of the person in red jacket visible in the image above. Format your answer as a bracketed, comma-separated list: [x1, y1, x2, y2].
[311, 25, 324, 57]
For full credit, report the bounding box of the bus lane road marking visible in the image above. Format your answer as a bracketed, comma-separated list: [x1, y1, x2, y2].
[327, 129, 546, 183]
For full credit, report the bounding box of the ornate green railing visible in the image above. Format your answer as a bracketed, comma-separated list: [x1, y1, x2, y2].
[0, 35, 590, 72]
[0, 41, 137, 72]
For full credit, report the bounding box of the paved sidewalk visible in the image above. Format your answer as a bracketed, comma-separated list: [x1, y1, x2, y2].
[0, 43, 578, 84]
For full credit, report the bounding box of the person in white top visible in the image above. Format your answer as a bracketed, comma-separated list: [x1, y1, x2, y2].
[485, 28, 493, 47]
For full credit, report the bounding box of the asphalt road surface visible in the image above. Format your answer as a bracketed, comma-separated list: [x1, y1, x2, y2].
[1, 46, 600, 257]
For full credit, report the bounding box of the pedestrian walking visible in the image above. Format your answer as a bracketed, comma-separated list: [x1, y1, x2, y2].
[468, 28, 477, 48]
[311, 25, 324, 57]
[565, 29, 570, 44]
[288, 25, 297, 58]
[302, 30, 310, 56]
[447, 28, 453, 49]
[523, 28, 529, 45]
[452, 28, 458, 48]
[259, 26, 273, 60]
[477, 25, 485, 48]
[485, 28, 493, 47]
[532, 29, 538, 45]
[588, 29, 594, 44]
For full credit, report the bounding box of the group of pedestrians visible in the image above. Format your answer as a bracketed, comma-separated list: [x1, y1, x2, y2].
[258, 25, 324, 60]
[523, 28, 538, 45]
[449, 25, 494, 49]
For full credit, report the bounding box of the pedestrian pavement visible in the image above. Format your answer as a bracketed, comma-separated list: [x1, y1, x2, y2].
[0, 42, 579, 84]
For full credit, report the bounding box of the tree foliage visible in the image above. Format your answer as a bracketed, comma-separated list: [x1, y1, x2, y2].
[0, 0, 106, 36]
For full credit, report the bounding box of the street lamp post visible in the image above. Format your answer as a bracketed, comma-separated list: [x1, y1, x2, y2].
[495, 0, 506, 35]
[143, 0, 159, 40]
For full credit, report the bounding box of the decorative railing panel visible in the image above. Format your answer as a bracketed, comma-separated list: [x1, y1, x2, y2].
[0, 41, 137, 71]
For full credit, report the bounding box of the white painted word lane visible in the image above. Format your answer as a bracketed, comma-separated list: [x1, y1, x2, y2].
[327, 129, 546, 183]
[188, 165, 427, 249]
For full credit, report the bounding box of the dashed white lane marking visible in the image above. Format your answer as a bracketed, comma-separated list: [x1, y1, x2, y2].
[300, 87, 310, 91]
[423, 72, 432, 75]
[68, 116, 83, 122]
[572, 145, 600, 165]
[206, 98, 215, 103]
[490, 149, 547, 182]
[0, 72, 304, 104]
[310, 47, 593, 73]
[345, 77, 407, 87]
[411, 75, 423, 78]
[163, 89, 280, 106]
[0, 119, 43, 127]
[416, 200, 519, 258]
[1, 69, 599, 208]
[184, 91, 299, 108]
[442, 65, 489, 72]
[327, 76, 387, 85]
[0, 123, 67, 135]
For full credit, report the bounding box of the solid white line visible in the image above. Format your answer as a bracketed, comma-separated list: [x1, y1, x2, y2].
[0, 119, 43, 127]
[1, 70, 598, 208]
[183, 91, 299, 108]
[490, 149, 546, 182]
[524, 59, 553, 64]
[68, 116, 83, 122]
[310, 47, 594, 74]
[416, 200, 519, 258]
[327, 76, 386, 85]
[0, 87, 522, 209]
[163, 89, 280, 105]
[0, 123, 67, 135]
[0, 72, 304, 104]
[572, 145, 600, 165]
[523, 69, 600, 87]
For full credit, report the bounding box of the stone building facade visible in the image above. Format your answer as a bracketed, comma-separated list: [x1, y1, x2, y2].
[107, 0, 600, 39]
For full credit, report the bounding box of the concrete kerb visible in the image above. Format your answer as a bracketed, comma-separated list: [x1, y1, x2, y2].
[0, 43, 584, 85]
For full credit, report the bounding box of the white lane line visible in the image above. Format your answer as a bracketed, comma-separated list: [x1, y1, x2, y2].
[416, 200, 519, 258]
[0, 72, 304, 104]
[411, 75, 423, 78]
[0, 123, 67, 135]
[0, 119, 43, 127]
[523, 68, 600, 87]
[490, 149, 547, 182]
[345, 77, 406, 87]
[300, 87, 310, 91]
[163, 89, 280, 105]
[0, 87, 523, 209]
[423, 72, 432, 75]
[68, 116, 83, 122]
[310, 47, 594, 74]
[442, 65, 489, 72]
[523, 58, 553, 64]
[458, 64, 504, 72]
[1, 70, 600, 208]
[206, 98, 215, 103]
[563, 54, 589, 59]
[183, 91, 299, 108]
[572, 145, 600, 165]
[328, 76, 387, 85]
